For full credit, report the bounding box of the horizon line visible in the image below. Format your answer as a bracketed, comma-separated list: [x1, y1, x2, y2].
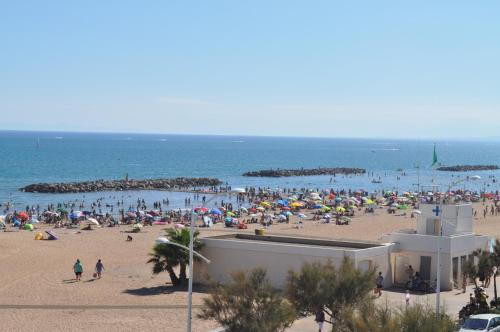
[0, 128, 497, 142]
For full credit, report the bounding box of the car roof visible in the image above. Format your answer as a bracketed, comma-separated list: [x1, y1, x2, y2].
[469, 314, 500, 319]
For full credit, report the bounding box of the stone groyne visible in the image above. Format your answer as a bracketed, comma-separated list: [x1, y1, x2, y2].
[242, 167, 366, 177]
[19, 178, 223, 193]
[436, 165, 499, 172]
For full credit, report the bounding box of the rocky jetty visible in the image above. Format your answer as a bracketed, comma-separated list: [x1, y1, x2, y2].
[242, 167, 366, 177]
[20, 178, 223, 193]
[437, 165, 499, 172]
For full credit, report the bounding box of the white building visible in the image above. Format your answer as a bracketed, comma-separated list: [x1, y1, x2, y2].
[193, 234, 394, 289]
[381, 203, 489, 291]
[195, 203, 489, 292]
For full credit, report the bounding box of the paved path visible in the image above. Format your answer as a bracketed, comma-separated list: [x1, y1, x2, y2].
[286, 283, 491, 331]
[0, 304, 203, 310]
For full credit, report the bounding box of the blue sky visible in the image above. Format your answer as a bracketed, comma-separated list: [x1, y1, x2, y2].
[1, 1, 499, 138]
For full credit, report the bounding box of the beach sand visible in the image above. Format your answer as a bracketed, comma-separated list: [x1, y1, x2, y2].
[0, 202, 498, 331]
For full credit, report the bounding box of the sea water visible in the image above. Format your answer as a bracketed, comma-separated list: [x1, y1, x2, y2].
[1, 131, 500, 210]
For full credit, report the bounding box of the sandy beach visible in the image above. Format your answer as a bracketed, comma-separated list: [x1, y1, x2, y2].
[0, 202, 499, 331]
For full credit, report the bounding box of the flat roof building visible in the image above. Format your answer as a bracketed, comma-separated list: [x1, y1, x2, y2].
[195, 203, 490, 292]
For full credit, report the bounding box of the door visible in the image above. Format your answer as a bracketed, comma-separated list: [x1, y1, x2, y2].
[452, 257, 458, 286]
[395, 256, 410, 284]
[420, 256, 432, 281]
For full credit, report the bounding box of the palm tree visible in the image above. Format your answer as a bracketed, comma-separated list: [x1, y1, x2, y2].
[147, 228, 203, 287]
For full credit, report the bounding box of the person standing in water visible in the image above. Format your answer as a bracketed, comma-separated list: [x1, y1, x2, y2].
[73, 259, 83, 281]
[95, 259, 104, 279]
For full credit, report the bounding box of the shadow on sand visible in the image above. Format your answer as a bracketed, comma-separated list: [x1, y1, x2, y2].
[124, 281, 210, 296]
[123, 285, 180, 296]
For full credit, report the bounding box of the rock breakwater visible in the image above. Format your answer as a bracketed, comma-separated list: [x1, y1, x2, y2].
[436, 165, 499, 172]
[242, 167, 366, 177]
[20, 178, 223, 193]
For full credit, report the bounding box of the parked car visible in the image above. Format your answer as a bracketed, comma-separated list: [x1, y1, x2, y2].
[460, 314, 500, 332]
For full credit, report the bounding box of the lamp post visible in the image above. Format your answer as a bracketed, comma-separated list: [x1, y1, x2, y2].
[186, 189, 238, 332]
[155, 237, 211, 264]
[436, 175, 481, 316]
[493, 266, 498, 307]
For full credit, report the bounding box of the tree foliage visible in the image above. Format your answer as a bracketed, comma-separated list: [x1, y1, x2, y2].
[285, 257, 376, 328]
[147, 228, 203, 286]
[198, 268, 296, 332]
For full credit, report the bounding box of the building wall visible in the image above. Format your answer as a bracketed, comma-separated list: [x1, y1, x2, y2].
[194, 238, 393, 289]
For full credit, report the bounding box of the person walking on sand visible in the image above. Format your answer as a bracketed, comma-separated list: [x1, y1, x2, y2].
[375, 272, 384, 297]
[73, 259, 83, 281]
[315, 307, 325, 332]
[95, 259, 104, 279]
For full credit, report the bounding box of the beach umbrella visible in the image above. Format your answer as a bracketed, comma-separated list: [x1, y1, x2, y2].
[281, 206, 291, 211]
[256, 206, 265, 211]
[24, 223, 34, 231]
[260, 201, 272, 208]
[127, 212, 137, 218]
[226, 211, 236, 217]
[312, 204, 323, 209]
[225, 217, 233, 222]
[320, 206, 331, 213]
[210, 208, 223, 215]
[285, 211, 293, 216]
[18, 212, 29, 221]
[240, 207, 248, 213]
[194, 207, 208, 213]
[336, 207, 346, 212]
[298, 213, 307, 218]
[279, 215, 287, 220]
[29, 218, 40, 224]
[250, 213, 259, 218]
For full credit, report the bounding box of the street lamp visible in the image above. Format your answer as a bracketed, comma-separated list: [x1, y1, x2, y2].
[436, 175, 481, 316]
[186, 189, 239, 332]
[493, 266, 498, 307]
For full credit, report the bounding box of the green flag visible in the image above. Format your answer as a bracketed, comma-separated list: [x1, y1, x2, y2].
[432, 144, 438, 166]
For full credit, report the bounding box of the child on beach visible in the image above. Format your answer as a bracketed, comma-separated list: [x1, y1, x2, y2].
[73, 259, 83, 281]
[95, 259, 104, 278]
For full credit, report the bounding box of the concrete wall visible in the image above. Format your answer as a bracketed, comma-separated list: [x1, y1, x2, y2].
[418, 204, 473, 236]
[194, 237, 393, 289]
[387, 233, 489, 291]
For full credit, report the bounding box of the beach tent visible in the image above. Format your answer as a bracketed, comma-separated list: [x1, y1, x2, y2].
[46, 230, 58, 240]
[86, 218, 99, 225]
